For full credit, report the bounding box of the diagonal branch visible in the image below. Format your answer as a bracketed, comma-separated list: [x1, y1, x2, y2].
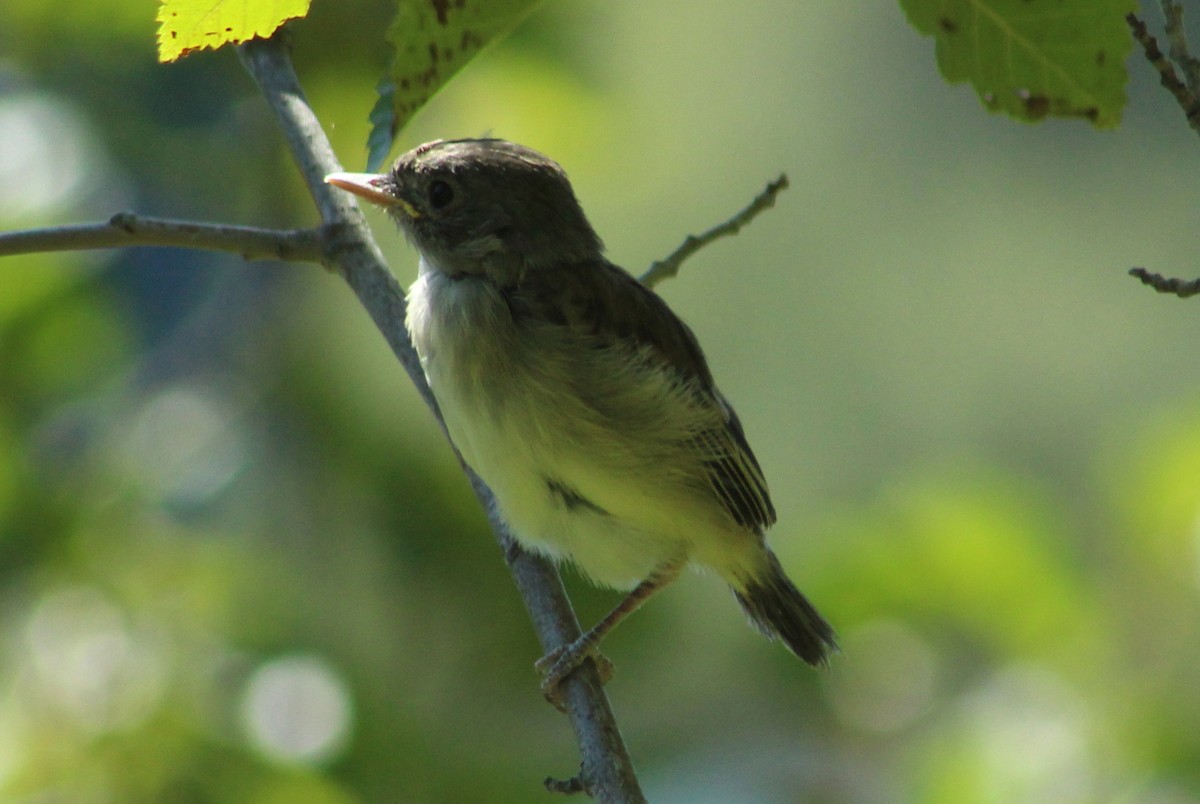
[1126, 12, 1200, 135]
[1160, 0, 1200, 99]
[0, 213, 324, 262]
[1125, 9, 1200, 300]
[640, 174, 789, 289]
[236, 34, 646, 803]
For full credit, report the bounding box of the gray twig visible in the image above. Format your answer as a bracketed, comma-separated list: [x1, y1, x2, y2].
[1161, 0, 1200, 98]
[0, 214, 324, 262]
[1126, 11, 1200, 135]
[1130, 267, 1200, 298]
[1125, 9, 1200, 300]
[640, 174, 789, 289]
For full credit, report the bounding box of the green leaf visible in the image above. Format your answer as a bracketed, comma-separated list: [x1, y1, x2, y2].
[156, 0, 311, 63]
[899, 0, 1137, 127]
[366, 80, 399, 172]
[368, 0, 543, 169]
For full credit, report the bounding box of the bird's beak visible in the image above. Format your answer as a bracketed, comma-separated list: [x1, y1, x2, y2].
[324, 172, 422, 219]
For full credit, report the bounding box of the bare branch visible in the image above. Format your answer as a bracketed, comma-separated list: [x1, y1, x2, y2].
[237, 34, 646, 802]
[1160, 0, 1200, 98]
[1125, 9, 1200, 299]
[1126, 12, 1200, 136]
[1130, 266, 1200, 298]
[640, 174, 789, 289]
[0, 213, 324, 262]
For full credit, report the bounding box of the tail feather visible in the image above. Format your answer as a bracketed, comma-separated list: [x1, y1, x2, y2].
[733, 551, 837, 666]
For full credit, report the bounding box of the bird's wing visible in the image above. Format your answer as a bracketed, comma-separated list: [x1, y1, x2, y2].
[510, 260, 777, 531]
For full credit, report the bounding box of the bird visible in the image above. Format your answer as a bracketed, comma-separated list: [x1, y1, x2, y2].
[325, 139, 836, 700]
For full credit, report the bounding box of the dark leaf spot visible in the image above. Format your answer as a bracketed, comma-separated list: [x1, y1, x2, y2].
[939, 16, 958, 33]
[431, 0, 451, 26]
[460, 30, 483, 51]
[1021, 93, 1050, 119]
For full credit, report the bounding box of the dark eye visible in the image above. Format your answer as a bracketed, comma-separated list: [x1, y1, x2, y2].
[428, 180, 454, 209]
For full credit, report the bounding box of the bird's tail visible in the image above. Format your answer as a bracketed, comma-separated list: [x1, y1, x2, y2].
[733, 550, 837, 666]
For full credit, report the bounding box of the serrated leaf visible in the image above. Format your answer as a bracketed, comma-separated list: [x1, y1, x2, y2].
[367, 0, 542, 167]
[366, 80, 399, 172]
[156, 0, 311, 63]
[899, 0, 1136, 127]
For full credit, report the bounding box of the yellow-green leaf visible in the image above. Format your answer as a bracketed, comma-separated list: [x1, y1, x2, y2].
[367, 0, 542, 170]
[900, 0, 1136, 127]
[156, 0, 311, 63]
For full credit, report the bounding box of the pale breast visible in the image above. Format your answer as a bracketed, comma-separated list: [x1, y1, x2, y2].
[405, 269, 749, 588]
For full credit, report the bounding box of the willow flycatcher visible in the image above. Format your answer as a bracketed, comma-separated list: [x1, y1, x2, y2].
[326, 139, 836, 699]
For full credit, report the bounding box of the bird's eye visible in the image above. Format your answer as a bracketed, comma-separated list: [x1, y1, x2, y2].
[428, 180, 454, 209]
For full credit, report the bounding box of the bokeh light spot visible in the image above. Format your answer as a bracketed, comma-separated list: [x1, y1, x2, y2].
[120, 384, 248, 510]
[0, 93, 93, 219]
[963, 664, 1093, 801]
[240, 655, 353, 766]
[24, 586, 167, 734]
[826, 618, 939, 734]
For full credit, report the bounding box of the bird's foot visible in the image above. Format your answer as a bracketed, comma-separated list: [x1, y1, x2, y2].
[535, 640, 615, 712]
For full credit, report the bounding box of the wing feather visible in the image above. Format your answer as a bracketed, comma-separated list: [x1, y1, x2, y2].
[507, 259, 776, 532]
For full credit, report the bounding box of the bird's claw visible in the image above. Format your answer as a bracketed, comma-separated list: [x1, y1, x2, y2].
[536, 642, 615, 711]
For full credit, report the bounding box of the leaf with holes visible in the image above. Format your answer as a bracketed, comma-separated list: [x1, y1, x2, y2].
[900, 0, 1136, 127]
[365, 0, 543, 170]
[156, 0, 311, 62]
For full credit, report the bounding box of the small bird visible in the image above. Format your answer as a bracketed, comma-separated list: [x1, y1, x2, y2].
[326, 139, 835, 698]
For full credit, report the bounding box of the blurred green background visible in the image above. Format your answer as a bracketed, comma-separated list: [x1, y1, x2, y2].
[2, 1, 1200, 801]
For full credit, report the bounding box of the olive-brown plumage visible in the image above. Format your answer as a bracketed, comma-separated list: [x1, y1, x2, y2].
[326, 139, 835, 690]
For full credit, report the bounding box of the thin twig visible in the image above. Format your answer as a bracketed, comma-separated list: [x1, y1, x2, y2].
[237, 34, 646, 803]
[1130, 266, 1200, 297]
[1160, 1, 1200, 98]
[1125, 10, 1200, 299]
[0, 214, 324, 262]
[640, 174, 789, 289]
[1126, 12, 1200, 135]
[545, 769, 590, 796]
